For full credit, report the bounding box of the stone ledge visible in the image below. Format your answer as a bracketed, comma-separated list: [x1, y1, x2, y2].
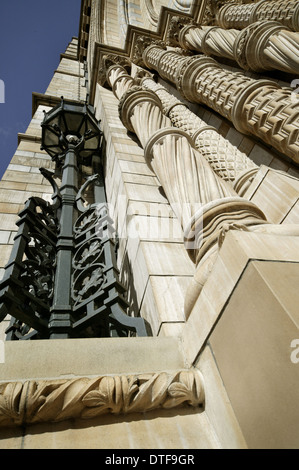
[0, 337, 185, 382]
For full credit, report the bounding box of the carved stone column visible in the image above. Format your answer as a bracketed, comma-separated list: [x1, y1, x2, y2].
[142, 46, 299, 164]
[217, 0, 299, 31]
[179, 23, 239, 60]
[140, 75, 258, 190]
[118, 87, 235, 230]
[116, 85, 267, 314]
[103, 57, 275, 319]
[234, 21, 299, 74]
[106, 64, 134, 100]
[118, 86, 171, 148]
[178, 20, 299, 75]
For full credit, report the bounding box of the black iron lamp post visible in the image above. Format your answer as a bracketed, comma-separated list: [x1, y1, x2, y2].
[0, 98, 149, 340]
[41, 99, 102, 339]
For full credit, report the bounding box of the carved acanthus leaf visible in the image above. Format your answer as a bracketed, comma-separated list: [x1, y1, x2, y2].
[166, 16, 195, 46]
[0, 369, 204, 427]
[98, 54, 131, 86]
[132, 36, 166, 67]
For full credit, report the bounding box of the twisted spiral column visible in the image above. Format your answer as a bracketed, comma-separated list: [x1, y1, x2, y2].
[179, 24, 239, 61]
[106, 64, 134, 100]
[104, 59, 270, 316]
[116, 85, 267, 311]
[234, 21, 299, 74]
[178, 20, 299, 75]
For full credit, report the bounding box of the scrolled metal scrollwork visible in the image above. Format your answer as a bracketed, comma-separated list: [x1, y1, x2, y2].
[0, 196, 58, 340]
[72, 263, 107, 307]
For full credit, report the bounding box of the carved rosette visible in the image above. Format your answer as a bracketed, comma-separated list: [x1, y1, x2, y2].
[0, 369, 205, 427]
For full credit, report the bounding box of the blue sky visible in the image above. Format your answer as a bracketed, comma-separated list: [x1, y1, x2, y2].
[0, 0, 82, 179]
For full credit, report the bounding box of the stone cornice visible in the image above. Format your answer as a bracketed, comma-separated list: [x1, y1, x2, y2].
[0, 369, 204, 427]
[31, 92, 83, 117]
[88, 7, 194, 105]
[79, 1, 234, 98]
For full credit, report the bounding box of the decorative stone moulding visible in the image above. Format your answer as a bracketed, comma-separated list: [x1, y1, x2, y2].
[0, 369, 205, 427]
[234, 20, 299, 74]
[176, 19, 299, 75]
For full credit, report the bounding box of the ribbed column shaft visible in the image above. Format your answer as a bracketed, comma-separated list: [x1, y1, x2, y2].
[103, 56, 269, 314]
[106, 64, 134, 100]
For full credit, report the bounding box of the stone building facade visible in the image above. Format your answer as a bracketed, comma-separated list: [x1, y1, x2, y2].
[0, 0, 299, 449]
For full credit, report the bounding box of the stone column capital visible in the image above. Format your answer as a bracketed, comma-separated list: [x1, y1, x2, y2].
[166, 15, 195, 47]
[98, 54, 131, 86]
